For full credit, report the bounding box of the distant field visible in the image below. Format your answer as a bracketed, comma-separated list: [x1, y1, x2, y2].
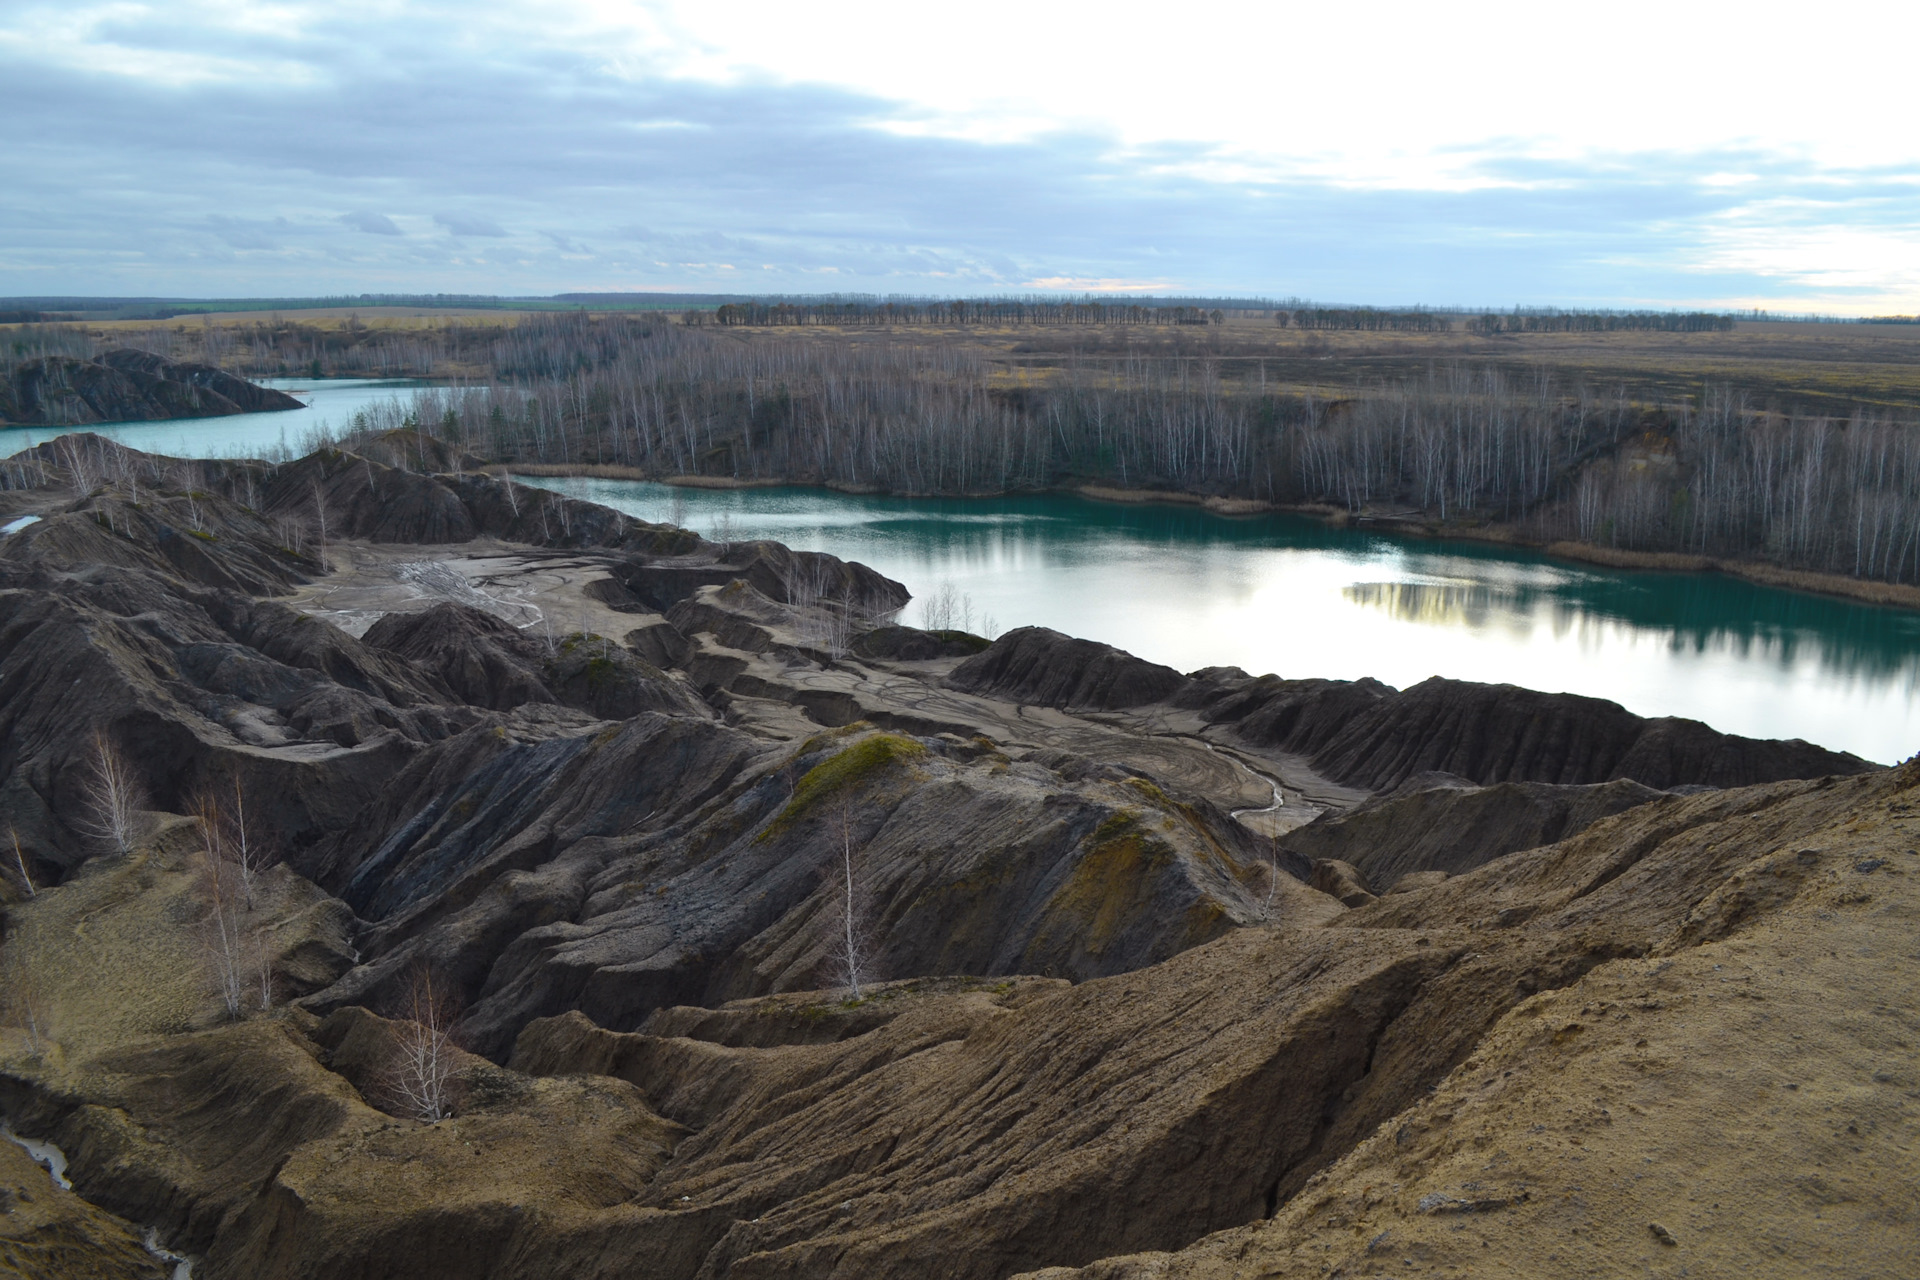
[7, 307, 1920, 411]
[942, 316, 1920, 412]
[84, 307, 539, 328]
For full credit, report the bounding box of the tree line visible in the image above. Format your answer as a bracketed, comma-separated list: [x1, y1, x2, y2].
[12, 310, 1915, 586]
[1464, 310, 1736, 334]
[699, 300, 1229, 327]
[1275, 308, 1450, 332]
[272, 313, 1920, 587]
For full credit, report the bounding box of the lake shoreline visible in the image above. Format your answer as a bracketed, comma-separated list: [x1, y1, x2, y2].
[493, 464, 1920, 615]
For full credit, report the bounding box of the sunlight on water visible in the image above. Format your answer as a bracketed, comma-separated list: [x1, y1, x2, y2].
[523, 477, 1920, 764]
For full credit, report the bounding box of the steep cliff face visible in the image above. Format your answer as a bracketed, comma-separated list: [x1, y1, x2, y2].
[0, 350, 303, 425]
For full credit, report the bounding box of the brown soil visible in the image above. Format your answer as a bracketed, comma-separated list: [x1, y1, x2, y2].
[1025, 771, 1920, 1280]
[0, 439, 1910, 1278]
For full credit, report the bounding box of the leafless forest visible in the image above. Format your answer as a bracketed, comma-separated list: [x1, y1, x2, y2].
[9, 309, 1920, 585]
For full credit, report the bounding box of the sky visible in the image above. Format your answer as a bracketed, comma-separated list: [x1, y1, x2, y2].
[3, 0, 1918, 310]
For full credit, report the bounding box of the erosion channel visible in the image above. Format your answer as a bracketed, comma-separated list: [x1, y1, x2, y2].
[0, 433, 1913, 1280]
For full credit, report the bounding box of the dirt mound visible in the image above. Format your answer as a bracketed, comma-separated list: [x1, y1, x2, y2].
[1281, 773, 1668, 890]
[0, 351, 301, 426]
[1, 442, 1909, 1279]
[1191, 667, 1869, 788]
[363, 601, 710, 721]
[1024, 762, 1920, 1280]
[852, 623, 990, 661]
[611, 541, 909, 619]
[295, 720, 1328, 1060]
[9, 761, 1915, 1279]
[949, 627, 1191, 710]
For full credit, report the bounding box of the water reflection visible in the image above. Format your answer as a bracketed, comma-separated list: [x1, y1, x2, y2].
[1344, 581, 1507, 630]
[490, 478, 1920, 763]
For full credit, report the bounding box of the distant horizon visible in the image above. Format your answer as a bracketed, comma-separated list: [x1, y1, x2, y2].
[1, 293, 1902, 323]
[6, 3, 1916, 313]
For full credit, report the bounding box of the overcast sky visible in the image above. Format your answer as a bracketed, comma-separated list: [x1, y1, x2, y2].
[4, 0, 1917, 310]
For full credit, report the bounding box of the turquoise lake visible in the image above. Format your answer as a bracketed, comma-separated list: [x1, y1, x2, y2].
[5, 391, 1916, 764]
[524, 477, 1920, 766]
[0, 377, 418, 459]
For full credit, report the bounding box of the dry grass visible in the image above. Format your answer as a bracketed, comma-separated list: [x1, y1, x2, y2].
[12, 307, 1920, 410]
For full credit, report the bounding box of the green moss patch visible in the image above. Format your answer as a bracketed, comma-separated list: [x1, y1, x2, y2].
[1053, 810, 1175, 957]
[758, 732, 927, 841]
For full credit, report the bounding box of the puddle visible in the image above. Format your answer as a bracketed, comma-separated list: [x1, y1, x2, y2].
[2, 1125, 70, 1188]
[4, 1125, 195, 1277]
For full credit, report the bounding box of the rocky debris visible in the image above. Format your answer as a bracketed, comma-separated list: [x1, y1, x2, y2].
[495, 931, 1459, 1280]
[949, 627, 1190, 710]
[362, 602, 711, 721]
[5, 1010, 686, 1280]
[0, 443, 896, 881]
[1178, 671, 1393, 760]
[295, 719, 1330, 1060]
[0, 563, 469, 877]
[0, 350, 301, 426]
[1282, 772, 1667, 891]
[1, 436, 680, 559]
[2, 442, 1914, 1280]
[1, 475, 323, 597]
[665, 580, 795, 656]
[7, 759, 1917, 1280]
[0, 836, 682, 1276]
[98, 349, 304, 414]
[362, 601, 566, 709]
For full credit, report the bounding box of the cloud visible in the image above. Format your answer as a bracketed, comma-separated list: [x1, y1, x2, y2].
[435, 212, 508, 237]
[1022, 278, 1176, 293]
[339, 211, 403, 236]
[0, 3, 1913, 309]
[206, 214, 292, 250]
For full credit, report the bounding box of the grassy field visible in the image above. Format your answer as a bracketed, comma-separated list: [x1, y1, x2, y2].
[10, 307, 1920, 411]
[960, 316, 1920, 412]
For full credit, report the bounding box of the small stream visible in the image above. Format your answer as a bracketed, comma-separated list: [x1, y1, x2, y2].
[3, 1126, 195, 1278]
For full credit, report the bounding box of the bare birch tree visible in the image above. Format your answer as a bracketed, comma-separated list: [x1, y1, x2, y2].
[1256, 835, 1283, 923]
[7, 827, 33, 898]
[192, 792, 249, 1020]
[311, 480, 331, 572]
[825, 803, 876, 1000]
[80, 731, 144, 855]
[383, 966, 461, 1122]
[220, 771, 272, 911]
